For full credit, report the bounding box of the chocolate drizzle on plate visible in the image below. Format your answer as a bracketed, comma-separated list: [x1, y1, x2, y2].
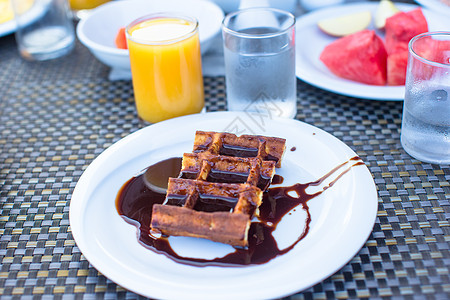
[116, 156, 364, 267]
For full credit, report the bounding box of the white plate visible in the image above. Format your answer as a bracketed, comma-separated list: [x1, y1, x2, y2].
[0, 18, 17, 37]
[69, 111, 378, 299]
[415, 0, 450, 16]
[0, 2, 45, 37]
[295, 2, 450, 101]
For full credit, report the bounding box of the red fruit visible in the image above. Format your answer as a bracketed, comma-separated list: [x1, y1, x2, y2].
[385, 8, 428, 85]
[385, 8, 428, 54]
[115, 27, 128, 49]
[435, 40, 450, 64]
[387, 50, 408, 85]
[410, 38, 450, 82]
[407, 8, 429, 33]
[436, 40, 450, 64]
[414, 37, 450, 64]
[320, 29, 387, 85]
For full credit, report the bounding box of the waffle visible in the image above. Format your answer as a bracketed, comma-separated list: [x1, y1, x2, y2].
[179, 152, 276, 191]
[150, 131, 286, 247]
[193, 131, 285, 167]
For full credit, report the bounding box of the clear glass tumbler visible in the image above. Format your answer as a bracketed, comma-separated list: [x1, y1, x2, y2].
[222, 8, 297, 119]
[400, 31, 450, 164]
[12, 0, 75, 61]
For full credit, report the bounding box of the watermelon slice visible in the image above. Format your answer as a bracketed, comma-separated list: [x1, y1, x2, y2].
[388, 37, 450, 85]
[407, 8, 428, 34]
[384, 8, 428, 85]
[320, 29, 387, 85]
[387, 50, 408, 85]
[385, 8, 428, 54]
[414, 37, 450, 64]
[410, 38, 450, 81]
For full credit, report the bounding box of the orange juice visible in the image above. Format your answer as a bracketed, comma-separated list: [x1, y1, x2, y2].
[126, 15, 204, 124]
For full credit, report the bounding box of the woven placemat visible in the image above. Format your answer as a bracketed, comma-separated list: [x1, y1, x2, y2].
[0, 36, 448, 299]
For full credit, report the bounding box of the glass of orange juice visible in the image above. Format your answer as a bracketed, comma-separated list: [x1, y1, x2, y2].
[126, 13, 205, 124]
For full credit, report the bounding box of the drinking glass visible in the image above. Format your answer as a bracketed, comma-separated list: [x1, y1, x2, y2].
[12, 0, 75, 61]
[222, 8, 297, 118]
[400, 31, 450, 164]
[126, 13, 205, 124]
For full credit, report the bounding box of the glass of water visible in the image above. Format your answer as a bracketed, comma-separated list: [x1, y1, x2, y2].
[401, 31, 450, 164]
[12, 0, 75, 61]
[222, 8, 296, 119]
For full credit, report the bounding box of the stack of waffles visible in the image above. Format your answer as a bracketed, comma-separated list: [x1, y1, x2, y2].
[151, 131, 286, 247]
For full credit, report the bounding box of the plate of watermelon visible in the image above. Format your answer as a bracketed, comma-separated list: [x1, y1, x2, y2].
[415, 0, 450, 16]
[295, 2, 450, 100]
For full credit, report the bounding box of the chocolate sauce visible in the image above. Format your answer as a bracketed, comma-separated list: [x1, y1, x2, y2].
[217, 144, 279, 164]
[116, 156, 364, 267]
[143, 157, 182, 191]
[219, 144, 258, 158]
[193, 194, 237, 212]
[290, 146, 296, 151]
[180, 166, 271, 191]
[271, 174, 284, 185]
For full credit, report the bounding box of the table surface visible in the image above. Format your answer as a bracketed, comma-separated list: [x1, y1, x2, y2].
[1, 6, 449, 299]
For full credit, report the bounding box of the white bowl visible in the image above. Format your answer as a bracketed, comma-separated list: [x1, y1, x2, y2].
[76, 0, 224, 72]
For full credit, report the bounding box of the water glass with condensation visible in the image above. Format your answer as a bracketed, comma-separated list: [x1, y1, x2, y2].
[12, 0, 75, 61]
[222, 8, 296, 118]
[401, 31, 450, 164]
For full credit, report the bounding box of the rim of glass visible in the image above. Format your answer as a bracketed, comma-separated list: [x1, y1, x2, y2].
[126, 13, 198, 45]
[409, 31, 450, 68]
[222, 7, 295, 38]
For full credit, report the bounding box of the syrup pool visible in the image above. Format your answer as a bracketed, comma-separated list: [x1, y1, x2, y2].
[116, 156, 364, 267]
